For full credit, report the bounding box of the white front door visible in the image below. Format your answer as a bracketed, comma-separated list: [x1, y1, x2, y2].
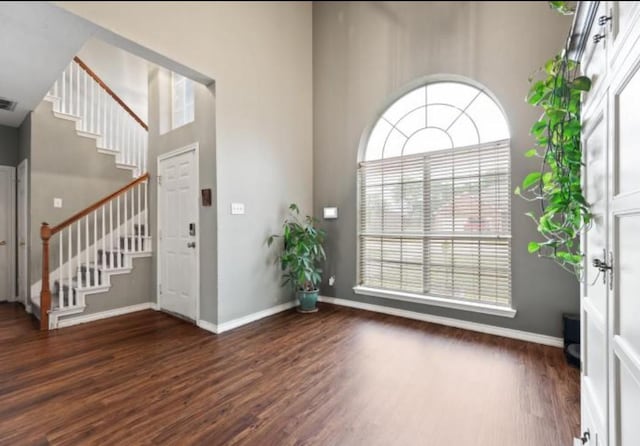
[0, 166, 15, 302]
[17, 160, 28, 307]
[608, 33, 640, 446]
[581, 93, 609, 446]
[158, 145, 199, 321]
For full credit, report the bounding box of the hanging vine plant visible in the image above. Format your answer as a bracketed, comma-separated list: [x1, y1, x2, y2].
[515, 2, 592, 276]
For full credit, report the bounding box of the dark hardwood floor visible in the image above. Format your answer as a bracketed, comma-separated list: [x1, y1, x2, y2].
[0, 301, 579, 445]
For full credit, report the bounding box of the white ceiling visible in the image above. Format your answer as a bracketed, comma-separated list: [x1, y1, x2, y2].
[0, 2, 97, 127]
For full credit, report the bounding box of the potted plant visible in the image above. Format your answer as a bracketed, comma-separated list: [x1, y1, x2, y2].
[267, 203, 327, 313]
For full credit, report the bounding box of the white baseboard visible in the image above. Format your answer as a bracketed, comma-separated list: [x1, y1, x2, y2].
[197, 300, 297, 335]
[318, 296, 563, 348]
[196, 319, 218, 334]
[57, 302, 155, 328]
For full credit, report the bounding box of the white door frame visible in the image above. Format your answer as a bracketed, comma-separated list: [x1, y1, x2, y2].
[156, 142, 200, 322]
[0, 165, 16, 303]
[17, 159, 28, 309]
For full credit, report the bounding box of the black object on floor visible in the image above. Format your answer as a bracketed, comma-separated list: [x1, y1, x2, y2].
[563, 313, 580, 368]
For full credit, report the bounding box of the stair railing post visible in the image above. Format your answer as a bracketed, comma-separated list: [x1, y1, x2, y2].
[40, 223, 52, 330]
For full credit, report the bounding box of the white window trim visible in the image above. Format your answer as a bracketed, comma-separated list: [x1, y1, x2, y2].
[352, 285, 517, 318]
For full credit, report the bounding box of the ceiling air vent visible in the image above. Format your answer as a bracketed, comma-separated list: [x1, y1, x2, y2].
[0, 97, 18, 111]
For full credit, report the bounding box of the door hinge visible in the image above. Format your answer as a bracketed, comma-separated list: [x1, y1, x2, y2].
[157, 175, 162, 186]
[159, 229, 162, 241]
[159, 284, 162, 295]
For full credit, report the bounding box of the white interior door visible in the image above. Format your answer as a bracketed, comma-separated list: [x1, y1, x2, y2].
[0, 166, 15, 303]
[158, 146, 199, 321]
[581, 93, 609, 446]
[17, 159, 28, 307]
[608, 33, 640, 446]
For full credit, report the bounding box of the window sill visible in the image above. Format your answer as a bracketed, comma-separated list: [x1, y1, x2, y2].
[352, 286, 517, 318]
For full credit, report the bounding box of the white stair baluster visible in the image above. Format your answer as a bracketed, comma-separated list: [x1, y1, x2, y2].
[102, 89, 106, 139]
[124, 190, 128, 253]
[59, 230, 64, 309]
[101, 204, 106, 276]
[124, 119, 129, 165]
[123, 113, 128, 163]
[75, 63, 80, 117]
[89, 77, 94, 134]
[137, 183, 141, 252]
[85, 215, 89, 288]
[117, 195, 121, 264]
[83, 68, 88, 131]
[76, 217, 81, 291]
[116, 107, 121, 158]
[109, 200, 114, 269]
[68, 225, 72, 306]
[145, 180, 149, 239]
[138, 130, 143, 174]
[93, 210, 98, 286]
[62, 67, 67, 114]
[130, 188, 135, 252]
[69, 64, 74, 115]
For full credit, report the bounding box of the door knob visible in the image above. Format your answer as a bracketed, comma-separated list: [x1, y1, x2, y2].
[187, 242, 196, 248]
[0, 240, 6, 246]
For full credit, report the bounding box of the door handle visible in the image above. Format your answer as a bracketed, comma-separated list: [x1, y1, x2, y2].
[575, 430, 590, 444]
[187, 242, 196, 248]
[0, 240, 6, 246]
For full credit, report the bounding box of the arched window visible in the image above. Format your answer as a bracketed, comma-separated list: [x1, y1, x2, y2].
[357, 79, 512, 310]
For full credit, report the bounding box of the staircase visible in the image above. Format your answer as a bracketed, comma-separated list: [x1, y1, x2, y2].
[44, 56, 147, 177]
[32, 56, 152, 330]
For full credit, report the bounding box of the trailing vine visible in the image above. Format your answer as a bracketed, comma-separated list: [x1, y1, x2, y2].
[515, 2, 592, 276]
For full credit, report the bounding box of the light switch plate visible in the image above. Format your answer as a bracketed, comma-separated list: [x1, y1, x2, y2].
[323, 207, 338, 219]
[53, 198, 63, 208]
[231, 203, 245, 215]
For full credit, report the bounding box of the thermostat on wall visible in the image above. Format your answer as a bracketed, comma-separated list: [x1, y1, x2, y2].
[323, 207, 338, 219]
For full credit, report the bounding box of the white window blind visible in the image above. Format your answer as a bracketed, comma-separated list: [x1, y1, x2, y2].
[358, 140, 511, 305]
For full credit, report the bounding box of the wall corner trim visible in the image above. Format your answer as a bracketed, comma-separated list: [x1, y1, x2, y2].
[56, 302, 155, 328]
[212, 301, 298, 334]
[318, 296, 563, 348]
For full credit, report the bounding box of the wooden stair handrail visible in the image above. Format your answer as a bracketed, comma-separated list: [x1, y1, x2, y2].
[39, 173, 149, 330]
[44, 173, 150, 238]
[73, 56, 149, 131]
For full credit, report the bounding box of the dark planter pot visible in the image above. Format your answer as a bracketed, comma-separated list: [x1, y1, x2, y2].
[297, 289, 319, 313]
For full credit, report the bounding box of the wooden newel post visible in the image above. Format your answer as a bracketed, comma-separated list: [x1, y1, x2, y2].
[40, 223, 52, 331]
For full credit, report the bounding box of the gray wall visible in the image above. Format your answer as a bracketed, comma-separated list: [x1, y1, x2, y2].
[58, 2, 314, 325]
[29, 100, 132, 290]
[313, 1, 579, 337]
[148, 67, 218, 324]
[0, 125, 18, 167]
[62, 257, 152, 318]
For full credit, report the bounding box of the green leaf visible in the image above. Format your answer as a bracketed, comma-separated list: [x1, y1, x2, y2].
[522, 172, 542, 189]
[572, 76, 592, 92]
[528, 242, 541, 253]
[530, 120, 547, 137]
[524, 149, 538, 158]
